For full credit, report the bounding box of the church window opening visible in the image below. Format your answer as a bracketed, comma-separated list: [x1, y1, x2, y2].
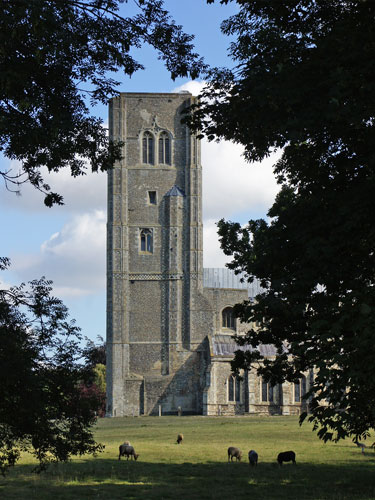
[228, 375, 243, 402]
[294, 375, 306, 403]
[235, 377, 242, 402]
[294, 381, 300, 403]
[142, 131, 154, 164]
[222, 307, 235, 330]
[158, 131, 171, 164]
[140, 228, 153, 253]
[148, 191, 157, 205]
[228, 375, 234, 402]
[261, 378, 275, 403]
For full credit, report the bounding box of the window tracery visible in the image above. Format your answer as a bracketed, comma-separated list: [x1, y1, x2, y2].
[261, 378, 275, 403]
[142, 131, 154, 164]
[140, 228, 153, 253]
[158, 131, 171, 164]
[228, 374, 242, 402]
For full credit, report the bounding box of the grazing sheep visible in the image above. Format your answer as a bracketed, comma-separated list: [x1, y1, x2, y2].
[228, 446, 242, 462]
[248, 450, 258, 466]
[119, 444, 139, 461]
[354, 440, 366, 454]
[277, 450, 296, 466]
[177, 433, 184, 444]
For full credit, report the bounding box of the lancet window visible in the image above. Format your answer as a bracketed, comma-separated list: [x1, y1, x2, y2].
[261, 379, 274, 403]
[142, 131, 154, 164]
[158, 131, 171, 165]
[294, 375, 307, 403]
[228, 375, 242, 403]
[222, 307, 235, 330]
[140, 228, 153, 253]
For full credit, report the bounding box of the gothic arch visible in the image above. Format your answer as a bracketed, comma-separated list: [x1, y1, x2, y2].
[228, 374, 242, 402]
[222, 306, 235, 330]
[139, 228, 153, 253]
[158, 130, 171, 165]
[142, 130, 154, 164]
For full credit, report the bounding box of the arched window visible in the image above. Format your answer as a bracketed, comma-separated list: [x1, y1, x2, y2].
[158, 131, 171, 164]
[142, 131, 154, 164]
[228, 375, 242, 403]
[261, 378, 275, 403]
[294, 380, 301, 403]
[235, 377, 242, 402]
[140, 228, 153, 253]
[222, 307, 235, 330]
[228, 375, 234, 402]
[294, 375, 307, 403]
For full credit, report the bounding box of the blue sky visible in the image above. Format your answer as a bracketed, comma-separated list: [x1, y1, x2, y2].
[1, 1, 280, 342]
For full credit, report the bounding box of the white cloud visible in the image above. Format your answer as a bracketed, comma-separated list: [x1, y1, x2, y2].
[0, 161, 107, 213]
[0, 114, 109, 216]
[203, 218, 231, 268]
[200, 139, 280, 269]
[202, 139, 280, 221]
[173, 80, 207, 95]
[12, 210, 106, 297]
[201, 146, 280, 267]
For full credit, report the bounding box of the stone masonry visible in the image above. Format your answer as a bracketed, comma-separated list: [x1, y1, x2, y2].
[106, 92, 311, 417]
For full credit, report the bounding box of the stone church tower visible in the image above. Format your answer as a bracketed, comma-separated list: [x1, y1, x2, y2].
[106, 92, 312, 418]
[106, 92, 212, 416]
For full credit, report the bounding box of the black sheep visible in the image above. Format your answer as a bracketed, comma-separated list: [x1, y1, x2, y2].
[248, 449, 258, 466]
[277, 450, 296, 466]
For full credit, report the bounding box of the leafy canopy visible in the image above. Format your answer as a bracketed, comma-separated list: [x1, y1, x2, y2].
[0, 0, 205, 206]
[81, 336, 106, 416]
[198, 0, 375, 441]
[0, 258, 104, 474]
[83, 335, 106, 368]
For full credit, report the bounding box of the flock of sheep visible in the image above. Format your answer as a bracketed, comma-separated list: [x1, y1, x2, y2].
[118, 434, 297, 466]
[227, 446, 296, 466]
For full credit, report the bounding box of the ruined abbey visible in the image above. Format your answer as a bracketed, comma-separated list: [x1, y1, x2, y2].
[106, 92, 310, 417]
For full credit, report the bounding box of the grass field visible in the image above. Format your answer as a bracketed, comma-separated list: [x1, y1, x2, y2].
[1, 415, 375, 499]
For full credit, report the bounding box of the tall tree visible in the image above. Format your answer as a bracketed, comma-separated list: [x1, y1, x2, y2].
[0, 258, 104, 473]
[0, 0, 205, 206]
[80, 336, 106, 416]
[194, 0, 375, 441]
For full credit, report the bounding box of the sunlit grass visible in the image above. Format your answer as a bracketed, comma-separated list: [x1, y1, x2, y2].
[1, 416, 375, 499]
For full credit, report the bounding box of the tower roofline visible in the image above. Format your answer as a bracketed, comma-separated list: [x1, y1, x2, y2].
[112, 91, 193, 98]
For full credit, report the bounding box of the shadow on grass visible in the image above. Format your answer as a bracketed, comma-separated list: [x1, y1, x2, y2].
[1, 457, 375, 500]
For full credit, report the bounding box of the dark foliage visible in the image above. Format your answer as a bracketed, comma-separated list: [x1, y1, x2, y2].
[0, 260, 104, 474]
[0, 0, 206, 205]
[82, 335, 106, 367]
[194, 1, 375, 441]
[79, 382, 106, 418]
[80, 336, 106, 416]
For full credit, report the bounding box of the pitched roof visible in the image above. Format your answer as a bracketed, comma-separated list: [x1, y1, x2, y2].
[211, 334, 279, 357]
[203, 268, 264, 299]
